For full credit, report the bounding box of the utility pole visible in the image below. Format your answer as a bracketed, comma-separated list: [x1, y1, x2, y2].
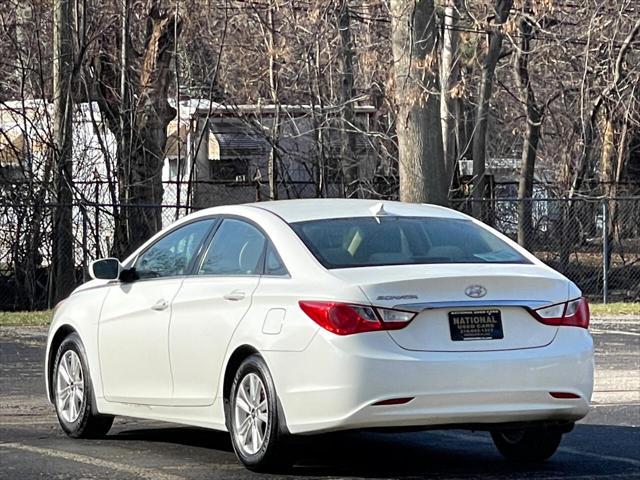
[50, 0, 75, 305]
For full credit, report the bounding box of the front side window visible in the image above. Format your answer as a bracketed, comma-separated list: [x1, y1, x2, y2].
[199, 219, 267, 275]
[290, 216, 529, 269]
[135, 220, 214, 279]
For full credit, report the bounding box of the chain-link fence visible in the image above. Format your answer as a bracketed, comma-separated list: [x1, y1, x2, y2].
[452, 197, 640, 304]
[1, 182, 638, 310]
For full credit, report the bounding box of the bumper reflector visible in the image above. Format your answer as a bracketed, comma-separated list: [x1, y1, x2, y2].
[550, 392, 580, 399]
[372, 397, 414, 406]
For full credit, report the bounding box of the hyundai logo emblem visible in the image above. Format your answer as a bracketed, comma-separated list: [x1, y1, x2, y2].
[465, 285, 487, 298]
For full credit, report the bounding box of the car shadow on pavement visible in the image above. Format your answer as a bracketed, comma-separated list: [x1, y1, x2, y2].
[283, 430, 560, 478]
[102, 423, 640, 478]
[106, 425, 235, 453]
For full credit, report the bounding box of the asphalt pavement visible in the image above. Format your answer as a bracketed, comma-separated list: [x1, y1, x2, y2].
[1, 318, 638, 480]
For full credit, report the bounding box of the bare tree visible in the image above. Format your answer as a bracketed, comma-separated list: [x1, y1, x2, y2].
[51, 0, 75, 304]
[471, 0, 513, 214]
[266, 1, 280, 200]
[440, 0, 461, 186]
[93, 2, 181, 256]
[570, 18, 640, 197]
[515, 0, 542, 249]
[336, 0, 359, 198]
[391, 0, 447, 204]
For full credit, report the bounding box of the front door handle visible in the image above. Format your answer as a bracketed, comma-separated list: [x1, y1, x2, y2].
[151, 299, 169, 311]
[224, 290, 246, 301]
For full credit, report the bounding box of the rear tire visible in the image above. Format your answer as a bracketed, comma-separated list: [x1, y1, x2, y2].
[491, 428, 563, 462]
[53, 333, 114, 438]
[228, 354, 289, 472]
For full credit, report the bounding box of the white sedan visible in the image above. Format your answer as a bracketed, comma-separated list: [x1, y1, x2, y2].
[45, 199, 593, 470]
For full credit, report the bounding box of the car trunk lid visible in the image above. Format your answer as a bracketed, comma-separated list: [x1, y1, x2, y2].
[330, 263, 567, 352]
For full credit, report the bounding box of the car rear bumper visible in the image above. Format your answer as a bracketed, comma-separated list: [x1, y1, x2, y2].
[265, 327, 593, 434]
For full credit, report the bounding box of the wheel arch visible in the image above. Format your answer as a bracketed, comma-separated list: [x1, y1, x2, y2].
[222, 345, 259, 408]
[222, 344, 289, 435]
[46, 324, 78, 402]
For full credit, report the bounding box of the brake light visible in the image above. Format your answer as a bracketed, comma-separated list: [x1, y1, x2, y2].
[531, 297, 590, 329]
[298, 301, 416, 335]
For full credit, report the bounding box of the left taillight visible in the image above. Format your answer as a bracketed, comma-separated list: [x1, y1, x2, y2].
[531, 297, 590, 329]
[298, 301, 416, 336]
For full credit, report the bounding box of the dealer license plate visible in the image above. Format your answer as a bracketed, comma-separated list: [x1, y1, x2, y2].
[448, 309, 504, 341]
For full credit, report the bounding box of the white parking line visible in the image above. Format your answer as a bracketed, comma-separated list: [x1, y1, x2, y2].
[591, 329, 640, 336]
[432, 431, 640, 468]
[0, 442, 188, 480]
[559, 446, 640, 468]
[0, 419, 57, 425]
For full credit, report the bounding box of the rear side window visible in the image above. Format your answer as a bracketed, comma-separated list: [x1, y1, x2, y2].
[264, 243, 288, 276]
[290, 216, 529, 269]
[198, 219, 267, 275]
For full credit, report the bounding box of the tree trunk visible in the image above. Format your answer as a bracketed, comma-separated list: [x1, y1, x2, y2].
[610, 104, 632, 246]
[267, 2, 280, 201]
[515, 2, 542, 249]
[600, 113, 615, 274]
[440, 0, 460, 187]
[337, 0, 359, 198]
[94, 4, 180, 257]
[51, 0, 75, 305]
[124, 6, 180, 254]
[517, 118, 541, 248]
[391, 0, 447, 205]
[600, 113, 615, 195]
[472, 0, 513, 217]
[113, 0, 130, 257]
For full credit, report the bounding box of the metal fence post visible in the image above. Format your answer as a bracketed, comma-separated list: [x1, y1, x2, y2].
[95, 181, 100, 259]
[602, 200, 609, 304]
[82, 202, 89, 283]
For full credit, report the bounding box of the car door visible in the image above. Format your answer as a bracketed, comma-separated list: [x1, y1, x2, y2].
[98, 219, 215, 405]
[169, 218, 267, 406]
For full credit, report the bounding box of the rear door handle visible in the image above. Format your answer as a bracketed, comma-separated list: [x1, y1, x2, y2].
[224, 291, 246, 301]
[151, 299, 169, 311]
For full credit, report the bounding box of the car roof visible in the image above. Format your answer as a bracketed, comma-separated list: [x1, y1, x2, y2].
[233, 198, 469, 223]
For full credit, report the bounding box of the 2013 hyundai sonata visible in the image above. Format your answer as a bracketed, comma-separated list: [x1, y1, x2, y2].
[45, 199, 593, 470]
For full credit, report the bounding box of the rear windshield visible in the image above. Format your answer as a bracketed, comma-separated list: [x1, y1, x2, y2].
[290, 216, 529, 269]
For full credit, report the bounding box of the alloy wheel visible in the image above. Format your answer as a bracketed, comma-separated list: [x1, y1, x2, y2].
[56, 350, 85, 423]
[234, 373, 269, 455]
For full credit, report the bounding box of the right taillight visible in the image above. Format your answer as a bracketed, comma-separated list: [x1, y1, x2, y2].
[298, 301, 416, 335]
[531, 297, 590, 329]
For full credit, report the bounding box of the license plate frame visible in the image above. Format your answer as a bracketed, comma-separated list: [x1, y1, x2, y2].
[448, 309, 503, 341]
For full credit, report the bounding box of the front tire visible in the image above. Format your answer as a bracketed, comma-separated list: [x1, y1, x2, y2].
[491, 428, 563, 462]
[53, 333, 114, 438]
[229, 354, 287, 471]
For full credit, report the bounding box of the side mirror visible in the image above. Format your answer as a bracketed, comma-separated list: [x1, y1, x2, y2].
[88, 258, 122, 280]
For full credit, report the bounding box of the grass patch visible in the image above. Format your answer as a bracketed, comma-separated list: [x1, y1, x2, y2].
[0, 310, 52, 326]
[590, 303, 640, 316]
